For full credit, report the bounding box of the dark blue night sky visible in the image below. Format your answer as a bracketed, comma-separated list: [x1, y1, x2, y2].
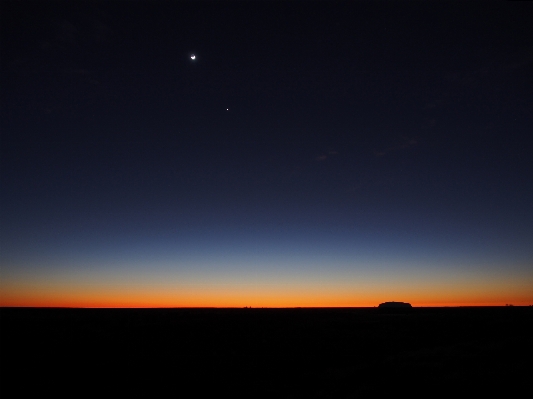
[1, 1, 532, 306]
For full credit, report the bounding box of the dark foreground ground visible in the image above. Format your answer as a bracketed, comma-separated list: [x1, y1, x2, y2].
[1, 307, 531, 397]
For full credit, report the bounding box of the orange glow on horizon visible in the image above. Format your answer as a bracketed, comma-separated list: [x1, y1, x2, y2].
[3, 266, 532, 308]
[0, 292, 533, 308]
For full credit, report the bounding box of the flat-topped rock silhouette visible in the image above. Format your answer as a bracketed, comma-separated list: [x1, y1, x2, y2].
[378, 301, 412, 309]
[377, 301, 412, 313]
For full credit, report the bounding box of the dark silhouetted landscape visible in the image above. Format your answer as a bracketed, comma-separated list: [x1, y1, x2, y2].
[1, 306, 531, 397]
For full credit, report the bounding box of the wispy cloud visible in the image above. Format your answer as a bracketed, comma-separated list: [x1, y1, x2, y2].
[374, 136, 417, 157]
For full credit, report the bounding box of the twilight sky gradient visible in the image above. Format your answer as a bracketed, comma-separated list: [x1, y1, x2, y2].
[1, 1, 532, 307]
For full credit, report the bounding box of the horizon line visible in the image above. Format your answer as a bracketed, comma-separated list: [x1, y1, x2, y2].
[2, 305, 531, 309]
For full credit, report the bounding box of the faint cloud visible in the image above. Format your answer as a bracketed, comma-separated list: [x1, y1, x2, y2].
[92, 20, 112, 42]
[56, 20, 77, 44]
[64, 68, 100, 85]
[315, 149, 338, 161]
[65, 68, 91, 75]
[374, 136, 417, 157]
[500, 45, 533, 71]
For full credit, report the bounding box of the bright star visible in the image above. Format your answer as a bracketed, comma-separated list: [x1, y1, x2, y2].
[190, 54, 196, 60]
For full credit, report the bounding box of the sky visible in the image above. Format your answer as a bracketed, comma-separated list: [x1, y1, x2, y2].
[1, 0, 532, 307]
